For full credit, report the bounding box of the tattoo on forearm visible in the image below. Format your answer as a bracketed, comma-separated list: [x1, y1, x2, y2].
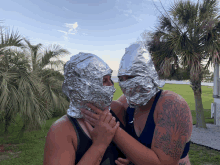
[154, 98, 191, 160]
[179, 161, 187, 165]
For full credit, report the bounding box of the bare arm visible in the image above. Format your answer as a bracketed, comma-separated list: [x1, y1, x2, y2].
[43, 124, 108, 165]
[77, 144, 107, 165]
[81, 93, 192, 164]
[113, 94, 192, 165]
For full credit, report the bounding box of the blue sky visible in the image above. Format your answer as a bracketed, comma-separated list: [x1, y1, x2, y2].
[1, 0, 215, 76]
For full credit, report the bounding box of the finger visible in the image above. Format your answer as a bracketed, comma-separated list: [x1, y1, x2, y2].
[99, 110, 108, 122]
[117, 158, 130, 164]
[86, 103, 103, 114]
[84, 121, 94, 134]
[82, 113, 96, 127]
[81, 108, 99, 120]
[85, 120, 95, 127]
[109, 117, 117, 127]
[103, 108, 110, 114]
[115, 160, 123, 165]
[104, 112, 113, 123]
[113, 121, 120, 130]
[81, 111, 95, 123]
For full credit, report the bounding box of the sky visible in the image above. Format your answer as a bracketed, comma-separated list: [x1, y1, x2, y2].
[0, 0, 216, 76]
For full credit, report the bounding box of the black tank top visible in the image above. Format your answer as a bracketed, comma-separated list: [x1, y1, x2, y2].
[125, 89, 190, 159]
[67, 109, 126, 165]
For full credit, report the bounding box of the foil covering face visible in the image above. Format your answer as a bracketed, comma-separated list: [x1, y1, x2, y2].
[118, 44, 165, 108]
[62, 52, 116, 118]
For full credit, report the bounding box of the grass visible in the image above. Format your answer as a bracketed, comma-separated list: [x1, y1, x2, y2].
[0, 83, 220, 165]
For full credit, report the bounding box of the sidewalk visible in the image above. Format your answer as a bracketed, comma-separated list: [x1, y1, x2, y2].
[160, 80, 213, 87]
[191, 124, 220, 151]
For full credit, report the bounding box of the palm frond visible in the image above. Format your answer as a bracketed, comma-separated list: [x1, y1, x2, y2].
[17, 71, 52, 130]
[199, 0, 219, 20]
[23, 38, 42, 53]
[0, 28, 24, 51]
[0, 71, 19, 113]
[39, 44, 70, 69]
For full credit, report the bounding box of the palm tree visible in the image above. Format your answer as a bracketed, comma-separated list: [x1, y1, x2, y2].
[0, 50, 54, 134]
[0, 27, 70, 136]
[23, 39, 70, 121]
[36, 68, 70, 119]
[24, 39, 69, 72]
[145, 0, 220, 128]
[136, 31, 186, 81]
[0, 27, 26, 134]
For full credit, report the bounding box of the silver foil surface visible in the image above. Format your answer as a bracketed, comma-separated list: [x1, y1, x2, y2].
[118, 44, 165, 108]
[62, 52, 116, 118]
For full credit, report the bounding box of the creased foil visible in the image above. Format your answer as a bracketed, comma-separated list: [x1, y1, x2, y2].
[62, 52, 116, 118]
[118, 44, 165, 108]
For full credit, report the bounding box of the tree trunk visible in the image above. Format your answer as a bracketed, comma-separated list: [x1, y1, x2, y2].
[193, 87, 207, 128]
[174, 57, 180, 80]
[4, 109, 12, 135]
[16, 123, 26, 139]
[0, 111, 5, 124]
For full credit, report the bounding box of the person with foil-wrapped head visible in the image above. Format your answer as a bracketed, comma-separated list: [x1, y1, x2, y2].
[43, 53, 130, 165]
[81, 44, 193, 165]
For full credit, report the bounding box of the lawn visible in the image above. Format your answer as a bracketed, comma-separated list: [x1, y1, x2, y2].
[0, 83, 220, 165]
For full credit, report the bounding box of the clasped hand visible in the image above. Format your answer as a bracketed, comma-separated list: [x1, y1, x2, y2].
[88, 108, 120, 149]
[81, 103, 116, 127]
[81, 103, 131, 165]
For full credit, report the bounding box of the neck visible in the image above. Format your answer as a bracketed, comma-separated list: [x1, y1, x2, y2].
[138, 95, 156, 112]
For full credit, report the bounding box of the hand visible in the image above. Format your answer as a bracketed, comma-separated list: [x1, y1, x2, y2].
[115, 158, 131, 165]
[81, 103, 117, 128]
[88, 109, 120, 148]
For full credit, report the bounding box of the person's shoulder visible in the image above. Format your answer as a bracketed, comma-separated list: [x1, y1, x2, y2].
[161, 90, 186, 102]
[158, 90, 191, 115]
[50, 115, 69, 132]
[43, 115, 76, 165]
[152, 90, 192, 165]
[50, 115, 78, 138]
[48, 115, 76, 144]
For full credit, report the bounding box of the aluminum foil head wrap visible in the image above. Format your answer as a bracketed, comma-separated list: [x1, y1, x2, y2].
[62, 52, 116, 118]
[118, 43, 165, 108]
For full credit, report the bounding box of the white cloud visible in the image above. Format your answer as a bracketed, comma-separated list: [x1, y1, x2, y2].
[62, 7, 69, 11]
[57, 30, 68, 35]
[65, 22, 78, 33]
[58, 22, 78, 40]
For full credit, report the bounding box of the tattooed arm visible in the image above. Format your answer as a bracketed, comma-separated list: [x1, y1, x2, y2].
[151, 94, 193, 165]
[111, 93, 192, 165]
